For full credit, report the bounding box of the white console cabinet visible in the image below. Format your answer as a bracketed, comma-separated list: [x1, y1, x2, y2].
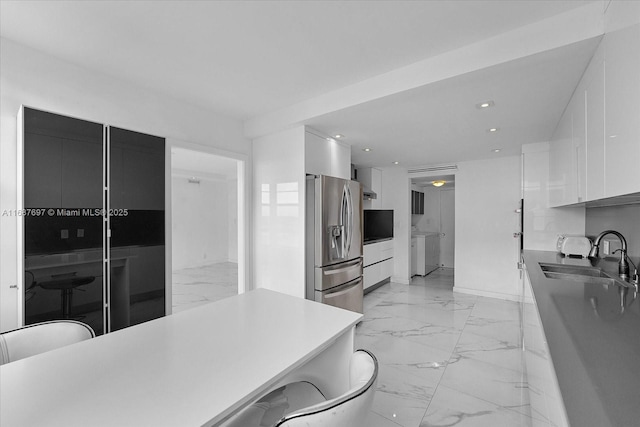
[363, 239, 394, 291]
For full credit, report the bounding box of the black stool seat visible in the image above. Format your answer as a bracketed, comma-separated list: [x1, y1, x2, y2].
[38, 276, 96, 318]
[38, 276, 95, 290]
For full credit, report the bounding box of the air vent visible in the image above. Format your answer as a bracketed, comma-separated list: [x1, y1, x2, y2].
[407, 164, 458, 174]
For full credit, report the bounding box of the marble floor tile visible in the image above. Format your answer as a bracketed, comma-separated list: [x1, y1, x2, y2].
[420, 385, 535, 427]
[366, 410, 404, 427]
[359, 307, 462, 354]
[452, 331, 525, 373]
[439, 355, 530, 414]
[359, 268, 532, 427]
[171, 262, 238, 313]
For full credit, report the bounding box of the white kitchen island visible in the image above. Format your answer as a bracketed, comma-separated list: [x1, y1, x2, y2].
[0, 289, 362, 426]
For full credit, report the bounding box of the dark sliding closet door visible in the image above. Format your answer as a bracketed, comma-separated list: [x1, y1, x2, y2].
[23, 108, 106, 335]
[22, 108, 166, 335]
[108, 127, 165, 331]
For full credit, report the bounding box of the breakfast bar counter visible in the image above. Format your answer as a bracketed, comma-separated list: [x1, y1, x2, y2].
[0, 289, 362, 426]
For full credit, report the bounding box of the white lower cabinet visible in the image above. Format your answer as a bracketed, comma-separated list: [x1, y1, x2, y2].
[413, 234, 440, 276]
[363, 240, 394, 291]
[411, 237, 417, 276]
[522, 269, 569, 427]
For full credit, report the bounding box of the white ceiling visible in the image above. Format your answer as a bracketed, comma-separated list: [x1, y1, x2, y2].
[312, 37, 600, 167]
[0, 0, 601, 169]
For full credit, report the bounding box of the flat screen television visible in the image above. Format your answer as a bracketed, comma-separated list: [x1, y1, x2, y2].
[363, 209, 394, 243]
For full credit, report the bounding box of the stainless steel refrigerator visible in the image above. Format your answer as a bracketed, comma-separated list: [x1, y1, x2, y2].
[306, 175, 364, 313]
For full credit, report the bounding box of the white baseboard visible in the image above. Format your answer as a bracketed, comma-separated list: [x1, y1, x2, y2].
[391, 275, 410, 285]
[454, 286, 522, 302]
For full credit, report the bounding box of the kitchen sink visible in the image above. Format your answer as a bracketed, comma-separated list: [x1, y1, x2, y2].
[540, 263, 608, 277]
[539, 263, 630, 288]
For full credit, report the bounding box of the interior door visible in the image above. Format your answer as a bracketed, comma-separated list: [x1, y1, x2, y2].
[22, 107, 105, 335]
[440, 189, 455, 268]
[108, 127, 165, 331]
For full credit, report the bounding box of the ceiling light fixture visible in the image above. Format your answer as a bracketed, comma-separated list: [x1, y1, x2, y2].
[493, 148, 501, 153]
[432, 180, 446, 187]
[487, 127, 499, 132]
[393, 161, 399, 165]
[476, 100, 495, 109]
[363, 148, 372, 152]
[334, 134, 344, 139]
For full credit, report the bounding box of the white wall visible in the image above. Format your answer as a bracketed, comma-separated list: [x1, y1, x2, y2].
[0, 38, 250, 331]
[379, 167, 411, 285]
[252, 126, 306, 298]
[228, 179, 239, 263]
[522, 142, 585, 251]
[415, 186, 441, 233]
[455, 156, 522, 300]
[171, 175, 237, 269]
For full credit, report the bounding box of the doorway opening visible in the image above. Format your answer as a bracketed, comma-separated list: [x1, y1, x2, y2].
[410, 174, 455, 279]
[170, 147, 241, 313]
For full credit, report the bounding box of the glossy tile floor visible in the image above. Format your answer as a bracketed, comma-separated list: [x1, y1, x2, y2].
[172, 262, 238, 313]
[357, 269, 533, 427]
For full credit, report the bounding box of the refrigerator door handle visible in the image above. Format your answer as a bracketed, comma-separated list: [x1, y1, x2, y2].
[324, 278, 362, 298]
[323, 258, 362, 275]
[344, 183, 353, 256]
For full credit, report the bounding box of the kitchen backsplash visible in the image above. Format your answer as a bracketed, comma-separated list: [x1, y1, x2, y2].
[585, 204, 640, 263]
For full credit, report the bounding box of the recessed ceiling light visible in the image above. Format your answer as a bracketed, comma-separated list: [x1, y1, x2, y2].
[487, 127, 499, 132]
[493, 148, 501, 153]
[363, 148, 372, 152]
[476, 100, 495, 109]
[393, 161, 399, 165]
[432, 180, 446, 187]
[334, 134, 344, 139]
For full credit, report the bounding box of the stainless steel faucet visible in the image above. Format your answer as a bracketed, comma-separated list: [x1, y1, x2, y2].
[588, 230, 630, 279]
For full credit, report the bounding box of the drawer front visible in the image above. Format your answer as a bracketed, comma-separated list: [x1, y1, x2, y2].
[364, 258, 393, 290]
[316, 277, 363, 314]
[314, 258, 362, 291]
[364, 240, 394, 267]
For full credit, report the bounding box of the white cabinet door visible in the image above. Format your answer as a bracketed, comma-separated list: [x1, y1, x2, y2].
[305, 131, 351, 180]
[305, 132, 332, 176]
[415, 236, 426, 276]
[604, 24, 640, 198]
[330, 141, 351, 180]
[572, 85, 587, 203]
[585, 41, 606, 202]
[549, 105, 575, 207]
[411, 237, 417, 276]
[425, 234, 440, 273]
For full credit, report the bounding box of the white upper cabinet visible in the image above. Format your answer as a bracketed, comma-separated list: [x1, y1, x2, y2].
[550, 23, 639, 206]
[584, 41, 606, 202]
[304, 131, 351, 180]
[572, 82, 587, 203]
[603, 24, 640, 198]
[549, 100, 575, 207]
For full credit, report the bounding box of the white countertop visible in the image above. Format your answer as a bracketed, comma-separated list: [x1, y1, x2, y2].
[0, 289, 362, 427]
